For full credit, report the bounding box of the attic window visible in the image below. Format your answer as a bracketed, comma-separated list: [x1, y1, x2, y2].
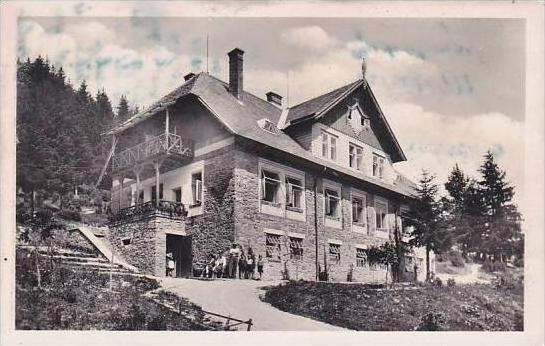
[257, 118, 278, 134]
[347, 102, 370, 130]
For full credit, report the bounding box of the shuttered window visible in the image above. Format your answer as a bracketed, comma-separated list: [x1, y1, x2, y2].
[356, 248, 367, 267]
[289, 237, 303, 260]
[265, 233, 282, 261]
[328, 243, 341, 263]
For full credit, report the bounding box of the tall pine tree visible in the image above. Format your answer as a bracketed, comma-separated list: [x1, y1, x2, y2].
[478, 151, 522, 262]
[407, 171, 450, 281]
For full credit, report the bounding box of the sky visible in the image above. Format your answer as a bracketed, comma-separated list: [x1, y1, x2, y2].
[17, 16, 525, 207]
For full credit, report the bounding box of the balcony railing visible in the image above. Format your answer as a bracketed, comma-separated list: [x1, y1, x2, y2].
[112, 133, 193, 172]
[109, 200, 187, 224]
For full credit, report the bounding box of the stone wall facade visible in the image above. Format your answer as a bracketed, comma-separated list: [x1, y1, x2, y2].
[109, 141, 431, 282]
[233, 146, 398, 283]
[108, 214, 185, 276]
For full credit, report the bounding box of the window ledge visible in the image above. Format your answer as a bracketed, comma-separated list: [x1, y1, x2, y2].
[325, 215, 340, 221]
[261, 200, 281, 208]
[189, 202, 202, 208]
[286, 206, 303, 213]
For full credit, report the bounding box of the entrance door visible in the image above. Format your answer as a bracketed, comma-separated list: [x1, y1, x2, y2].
[166, 234, 192, 278]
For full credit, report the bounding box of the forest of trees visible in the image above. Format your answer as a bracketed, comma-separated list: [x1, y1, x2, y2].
[16, 57, 138, 208]
[407, 152, 524, 280]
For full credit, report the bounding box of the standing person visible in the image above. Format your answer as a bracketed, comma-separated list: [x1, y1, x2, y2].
[246, 253, 254, 279]
[257, 254, 264, 280]
[166, 253, 175, 277]
[228, 244, 240, 278]
[238, 252, 246, 279]
[221, 251, 228, 278]
[214, 253, 222, 278]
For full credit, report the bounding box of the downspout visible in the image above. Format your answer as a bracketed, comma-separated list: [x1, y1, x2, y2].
[314, 174, 319, 281]
[314, 166, 327, 281]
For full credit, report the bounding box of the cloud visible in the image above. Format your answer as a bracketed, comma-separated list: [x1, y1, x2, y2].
[281, 26, 338, 52]
[18, 19, 198, 109]
[385, 102, 525, 210]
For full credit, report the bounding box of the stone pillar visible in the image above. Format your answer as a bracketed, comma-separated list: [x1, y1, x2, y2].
[119, 176, 124, 210]
[154, 162, 160, 207]
[134, 166, 141, 205]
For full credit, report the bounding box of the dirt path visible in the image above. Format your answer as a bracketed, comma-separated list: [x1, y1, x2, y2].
[160, 278, 347, 331]
[436, 263, 493, 284]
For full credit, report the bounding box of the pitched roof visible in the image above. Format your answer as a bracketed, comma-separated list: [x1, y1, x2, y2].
[284, 79, 363, 125]
[105, 73, 414, 198]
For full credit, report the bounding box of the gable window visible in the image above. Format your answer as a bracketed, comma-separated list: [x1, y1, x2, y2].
[349, 143, 363, 170]
[375, 201, 388, 231]
[352, 197, 365, 225]
[191, 172, 203, 206]
[356, 248, 367, 268]
[328, 243, 341, 263]
[324, 189, 340, 218]
[372, 154, 385, 179]
[265, 233, 282, 261]
[286, 176, 303, 211]
[321, 131, 337, 161]
[289, 237, 303, 260]
[261, 170, 281, 204]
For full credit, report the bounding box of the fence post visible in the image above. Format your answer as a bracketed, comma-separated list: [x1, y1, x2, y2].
[247, 318, 253, 331]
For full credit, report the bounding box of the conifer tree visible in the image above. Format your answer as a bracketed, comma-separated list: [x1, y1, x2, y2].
[116, 95, 130, 125]
[478, 151, 522, 262]
[407, 171, 449, 281]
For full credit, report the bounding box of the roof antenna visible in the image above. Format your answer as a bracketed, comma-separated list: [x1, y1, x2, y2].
[206, 34, 209, 73]
[286, 70, 290, 108]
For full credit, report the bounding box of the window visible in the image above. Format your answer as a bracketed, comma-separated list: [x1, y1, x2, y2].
[321, 131, 337, 161]
[349, 144, 363, 170]
[261, 170, 281, 204]
[286, 177, 303, 210]
[151, 183, 163, 202]
[352, 197, 365, 225]
[356, 248, 367, 267]
[173, 187, 182, 203]
[122, 238, 131, 246]
[324, 189, 340, 218]
[375, 201, 388, 230]
[329, 243, 341, 263]
[191, 172, 202, 205]
[372, 154, 385, 179]
[289, 237, 303, 260]
[265, 233, 282, 261]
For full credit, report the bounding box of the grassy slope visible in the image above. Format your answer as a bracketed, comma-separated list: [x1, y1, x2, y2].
[15, 248, 214, 330]
[263, 280, 523, 331]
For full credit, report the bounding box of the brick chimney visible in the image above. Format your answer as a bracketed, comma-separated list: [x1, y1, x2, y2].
[266, 91, 282, 107]
[228, 48, 244, 100]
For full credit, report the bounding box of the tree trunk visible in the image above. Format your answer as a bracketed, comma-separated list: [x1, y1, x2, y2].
[425, 244, 431, 282]
[385, 264, 389, 288]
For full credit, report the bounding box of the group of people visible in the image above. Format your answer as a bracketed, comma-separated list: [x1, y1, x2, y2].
[203, 244, 264, 280]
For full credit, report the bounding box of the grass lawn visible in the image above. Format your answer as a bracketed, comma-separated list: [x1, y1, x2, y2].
[263, 279, 523, 331]
[15, 248, 216, 330]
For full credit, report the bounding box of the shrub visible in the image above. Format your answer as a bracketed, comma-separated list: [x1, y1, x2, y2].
[416, 312, 446, 331]
[434, 277, 443, 287]
[482, 260, 506, 273]
[447, 251, 465, 268]
[447, 278, 456, 287]
[57, 209, 81, 221]
[318, 270, 329, 282]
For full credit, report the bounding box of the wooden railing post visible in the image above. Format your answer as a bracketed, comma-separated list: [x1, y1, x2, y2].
[154, 161, 160, 208]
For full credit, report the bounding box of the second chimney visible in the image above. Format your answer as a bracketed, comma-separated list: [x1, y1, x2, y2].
[228, 48, 244, 100]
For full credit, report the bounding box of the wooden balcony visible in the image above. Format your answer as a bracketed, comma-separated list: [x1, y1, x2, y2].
[112, 133, 193, 174]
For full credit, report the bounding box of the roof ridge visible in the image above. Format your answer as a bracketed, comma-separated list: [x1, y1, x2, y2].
[289, 79, 362, 110]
